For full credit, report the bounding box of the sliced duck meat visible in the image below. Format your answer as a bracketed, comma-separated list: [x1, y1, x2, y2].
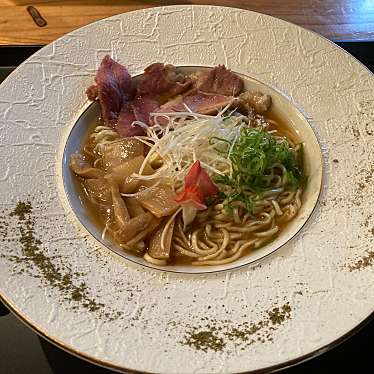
[184, 91, 236, 114]
[131, 96, 159, 124]
[136, 63, 192, 103]
[116, 102, 145, 137]
[238, 91, 272, 114]
[151, 95, 183, 119]
[153, 91, 236, 123]
[86, 84, 98, 101]
[92, 55, 133, 126]
[192, 65, 243, 96]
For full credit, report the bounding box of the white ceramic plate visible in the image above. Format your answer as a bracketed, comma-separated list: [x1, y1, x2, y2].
[0, 5, 373, 373]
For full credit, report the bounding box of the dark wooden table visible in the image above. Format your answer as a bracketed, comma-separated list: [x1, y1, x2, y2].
[0, 0, 374, 45]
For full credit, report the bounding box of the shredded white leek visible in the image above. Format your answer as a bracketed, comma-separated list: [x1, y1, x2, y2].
[131, 109, 245, 186]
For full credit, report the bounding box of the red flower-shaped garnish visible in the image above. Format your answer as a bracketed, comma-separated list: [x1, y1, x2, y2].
[175, 160, 219, 227]
[175, 184, 207, 210]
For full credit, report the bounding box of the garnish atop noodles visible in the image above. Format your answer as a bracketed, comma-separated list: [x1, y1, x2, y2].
[175, 160, 219, 228]
[213, 126, 303, 213]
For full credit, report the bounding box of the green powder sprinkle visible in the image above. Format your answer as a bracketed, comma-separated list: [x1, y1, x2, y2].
[180, 302, 292, 353]
[347, 250, 374, 271]
[7, 201, 109, 315]
[267, 303, 291, 325]
[182, 330, 226, 352]
[10, 201, 32, 221]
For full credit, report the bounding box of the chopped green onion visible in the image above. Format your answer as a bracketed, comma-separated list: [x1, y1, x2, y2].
[213, 127, 304, 213]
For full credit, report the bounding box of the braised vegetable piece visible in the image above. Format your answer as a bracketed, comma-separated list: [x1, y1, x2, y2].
[114, 212, 154, 242]
[148, 218, 176, 260]
[135, 184, 179, 218]
[125, 197, 145, 218]
[107, 177, 130, 230]
[102, 138, 144, 170]
[84, 179, 112, 204]
[69, 154, 105, 179]
[125, 216, 162, 246]
[106, 155, 143, 193]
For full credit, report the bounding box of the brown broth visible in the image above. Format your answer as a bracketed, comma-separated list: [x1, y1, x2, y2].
[266, 107, 301, 145]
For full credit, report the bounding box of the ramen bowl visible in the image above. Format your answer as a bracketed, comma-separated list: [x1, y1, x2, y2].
[62, 66, 323, 274]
